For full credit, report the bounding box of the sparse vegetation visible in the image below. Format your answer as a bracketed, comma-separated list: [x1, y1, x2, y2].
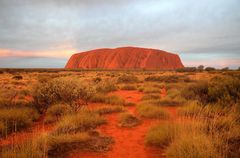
[54, 109, 106, 134]
[12, 75, 23, 80]
[118, 112, 140, 127]
[137, 104, 169, 119]
[0, 107, 39, 137]
[145, 75, 190, 83]
[120, 84, 137, 90]
[94, 105, 125, 115]
[145, 124, 178, 147]
[45, 104, 71, 123]
[117, 74, 139, 83]
[0, 69, 239, 158]
[33, 78, 95, 112]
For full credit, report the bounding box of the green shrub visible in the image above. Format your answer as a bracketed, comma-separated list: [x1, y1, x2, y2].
[54, 110, 106, 134]
[118, 112, 140, 127]
[145, 124, 178, 147]
[117, 74, 139, 83]
[137, 104, 169, 119]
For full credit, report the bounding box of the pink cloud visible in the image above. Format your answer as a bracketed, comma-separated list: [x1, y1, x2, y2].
[0, 48, 76, 58]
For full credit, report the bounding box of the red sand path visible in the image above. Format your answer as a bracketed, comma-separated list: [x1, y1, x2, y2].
[71, 90, 176, 158]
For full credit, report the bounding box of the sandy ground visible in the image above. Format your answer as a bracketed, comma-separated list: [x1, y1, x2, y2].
[70, 90, 177, 158]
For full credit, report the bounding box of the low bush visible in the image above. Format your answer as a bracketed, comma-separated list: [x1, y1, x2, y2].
[145, 75, 190, 83]
[45, 104, 71, 123]
[145, 124, 178, 147]
[182, 76, 240, 105]
[12, 75, 23, 80]
[118, 112, 140, 127]
[117, 74, 139, 83]
[33, 78, 95, 112]
[143, 87, 161, 93]
[141, 93, 161, 101]
[205, 67, 216, 71]
[90, 94, 126, 105]
[96, 81, 118, 93]
[156, 96, 186, 106]
[137, 104, 169, 119]
[120, 85, 137, 90]
[105, 95, 126, 105]
[93, 77, 102, 83]
[176, 67, 197, 72]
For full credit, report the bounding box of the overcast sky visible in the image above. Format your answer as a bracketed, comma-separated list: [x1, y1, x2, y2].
[0, 0, 239, 68]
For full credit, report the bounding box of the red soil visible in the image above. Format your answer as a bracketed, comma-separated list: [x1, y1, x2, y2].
[0, 89, 177, 158]
[71, 90, 175, 158]
[65, 47, 184, 70]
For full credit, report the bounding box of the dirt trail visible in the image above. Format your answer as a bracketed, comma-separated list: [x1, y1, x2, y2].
[71, 90, 176, 158]
[0, 115, 53, 147]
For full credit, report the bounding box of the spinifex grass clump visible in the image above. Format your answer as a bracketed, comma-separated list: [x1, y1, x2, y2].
[0, 107, 39, 137]
[44, 104, 72, 123]
[94, 105, 125, 115]
[54, 109, 106, 134]
[118, 112, 140, 127]
[96, 80, 118, 93]
[145, 75, 190, 83]
[120, 84, 137, 90]
[145, 124, 179, 147]
[90, 93, 126, 105]
[117, 74, 139, 83]
[137, 103, 169, 119]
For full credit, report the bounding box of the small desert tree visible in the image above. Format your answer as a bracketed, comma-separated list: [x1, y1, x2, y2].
[33, 78, 95, 113]
[197, 65, 204, 72]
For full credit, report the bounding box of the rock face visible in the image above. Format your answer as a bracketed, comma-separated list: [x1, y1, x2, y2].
[65, 47, 184, 70]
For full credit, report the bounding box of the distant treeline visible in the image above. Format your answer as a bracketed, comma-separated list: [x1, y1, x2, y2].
[176, 65, 240, 72]
[0, 66, 239, 74]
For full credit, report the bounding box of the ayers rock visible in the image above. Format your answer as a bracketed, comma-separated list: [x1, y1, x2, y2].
[65, 47, 184, 70]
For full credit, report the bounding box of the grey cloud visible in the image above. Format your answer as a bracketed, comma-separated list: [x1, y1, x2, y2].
[0, 0, 240, 68]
